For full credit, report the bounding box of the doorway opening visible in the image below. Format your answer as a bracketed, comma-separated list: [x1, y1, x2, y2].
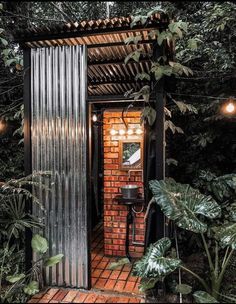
[89, 103, 146, 294]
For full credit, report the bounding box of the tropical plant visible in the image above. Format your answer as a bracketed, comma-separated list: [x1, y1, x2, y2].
[133, 177, 236, 301]
[123, 5, 197, 131]
[0, 171, 55, 302]
[2, 234, 63, 303]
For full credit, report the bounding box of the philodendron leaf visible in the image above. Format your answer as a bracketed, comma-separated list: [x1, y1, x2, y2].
[23, 281, 39, 295]
[193, 291, 218, 303]
[149, 178, 221, 233]
[108, 258, 130, 270]
[132, 237, 181, 279]
[31, 234, 48, 254]
[139, 278, 159, 292]
[45, 254, 64, 267]
[6, 273, 25, 283]
[213, 222, 236, 249]
[175, 283, 192, 295]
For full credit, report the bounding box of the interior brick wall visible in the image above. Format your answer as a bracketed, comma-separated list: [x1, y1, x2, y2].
[103, 110, 145, 258]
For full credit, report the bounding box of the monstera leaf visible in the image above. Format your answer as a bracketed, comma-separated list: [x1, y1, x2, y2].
[149, 178, 221, 233]
[213, 222, 236, 249]
[132, 238, 181, 279]
[193, 291, 218, 303]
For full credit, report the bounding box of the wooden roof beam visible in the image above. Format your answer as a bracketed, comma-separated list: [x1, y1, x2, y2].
[88, 57, 151, 67]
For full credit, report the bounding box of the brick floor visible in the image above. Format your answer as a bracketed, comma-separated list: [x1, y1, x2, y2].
[29, 288, 144, 303]
[29, 223, 144, 303]
[91, 223, 142, 295]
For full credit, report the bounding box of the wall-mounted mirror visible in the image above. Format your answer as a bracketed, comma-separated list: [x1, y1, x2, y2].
[119, 139, 143, 170]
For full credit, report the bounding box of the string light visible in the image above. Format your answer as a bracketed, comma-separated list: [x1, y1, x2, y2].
[135, 128, 143, 135]
[167, 92, 235, 101]
[226, 102, 235, 113]
[127, 129, 134, 135]
[110, 129, 117, 135]
[221, 98, 236, 115]
[119, 129, 126, 135]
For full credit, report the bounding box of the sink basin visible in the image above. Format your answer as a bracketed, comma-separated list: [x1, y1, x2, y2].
[120, 185, 139, 199]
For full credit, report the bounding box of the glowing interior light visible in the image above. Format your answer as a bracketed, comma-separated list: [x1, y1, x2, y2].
[119, 129, 126, 135]
[0, 119, 7, 134]
[127, 129, 134, 135]
[136, 128, 143, 135]
[225, 102, 235, 113]
[110, 129, 117, 135]
[92, 114, 98, 122]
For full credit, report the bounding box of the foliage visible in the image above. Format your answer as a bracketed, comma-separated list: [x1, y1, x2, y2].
[2, 234, 63, 302]
[134, 177, 236, 300]
[123, 4, 195, 129]
[132, 238, 181, 279]
[193, 291, 219, 303]
[0, 172, 56, 303]
[149, 178, 221, 233]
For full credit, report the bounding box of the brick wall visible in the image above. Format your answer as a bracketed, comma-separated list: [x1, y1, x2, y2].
[103, 110, 146, 258]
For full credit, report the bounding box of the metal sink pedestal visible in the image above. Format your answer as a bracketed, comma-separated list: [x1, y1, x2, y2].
[114, 195, 145, 261]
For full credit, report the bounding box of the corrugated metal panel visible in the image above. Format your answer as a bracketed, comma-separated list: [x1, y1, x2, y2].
[31, 45, 88, 288]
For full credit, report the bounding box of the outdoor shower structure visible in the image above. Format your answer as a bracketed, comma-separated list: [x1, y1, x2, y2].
[15, 14, 172, 289]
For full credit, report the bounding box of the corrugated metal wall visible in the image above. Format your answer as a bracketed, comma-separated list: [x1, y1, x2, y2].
[31, 45, 89, 288]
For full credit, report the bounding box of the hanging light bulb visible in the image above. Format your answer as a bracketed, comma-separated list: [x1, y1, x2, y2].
[225, 102, 235, 113]
[136, 128, 143, 135]
[92, 114, 98, 122]
[110, 129, 117, 135]
[119, 129, 126, 135]
[221, 98, 236, 115]
[127, 129, 134, 135]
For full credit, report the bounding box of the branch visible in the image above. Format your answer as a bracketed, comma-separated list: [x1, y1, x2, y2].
[49, 2, 73, 23]
[1, 9, 64, 23]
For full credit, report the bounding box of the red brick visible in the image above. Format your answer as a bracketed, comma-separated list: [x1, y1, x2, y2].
[118, 271, 130, 280]
[104, 278, 117, 290]
[52, 290, 68, 302]
[109, 270, 121, 280]
[83, 293, 98, 303]
[61, 290, 78, 302]
[124, 281, 136, 292]
[100, 269, 112, 279]
[92, 269, 103, 278]
[97, 261, 108, 269]
[41, 289, 60, 302]
[94, 278, 107, 289]
[73, 292, 88, 303]
[104, 152, 118, 158]
[95, 295, 109, 303]
[114, 280, 126, 292]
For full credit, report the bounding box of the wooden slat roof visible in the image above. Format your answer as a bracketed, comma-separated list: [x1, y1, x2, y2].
[15, 14, 171, 97]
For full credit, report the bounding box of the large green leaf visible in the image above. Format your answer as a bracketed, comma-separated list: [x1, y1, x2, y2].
[193, 291, 218, 303]
[175, 284, 192, 295]
[149, 178, 221, 233]
[45, 254, 64, 267]
[213, 222, 236, 249]
[108, 258, 130, 270]
[23, 281, 39, 295]
[6, 273, 25, 283]
[31, 234, 48, 254]
[139, 278, 159, 292]
[132, 238, 181, 279]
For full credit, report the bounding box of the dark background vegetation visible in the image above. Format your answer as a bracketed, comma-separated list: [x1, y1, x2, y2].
[0, 1, 235, 184]
[0, 1, 235, 302]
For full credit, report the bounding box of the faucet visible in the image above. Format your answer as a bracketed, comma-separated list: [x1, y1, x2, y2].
[128, 169, 143, 182]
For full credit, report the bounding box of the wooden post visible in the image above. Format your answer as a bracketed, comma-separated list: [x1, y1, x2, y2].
[23, 48, 32, 271]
